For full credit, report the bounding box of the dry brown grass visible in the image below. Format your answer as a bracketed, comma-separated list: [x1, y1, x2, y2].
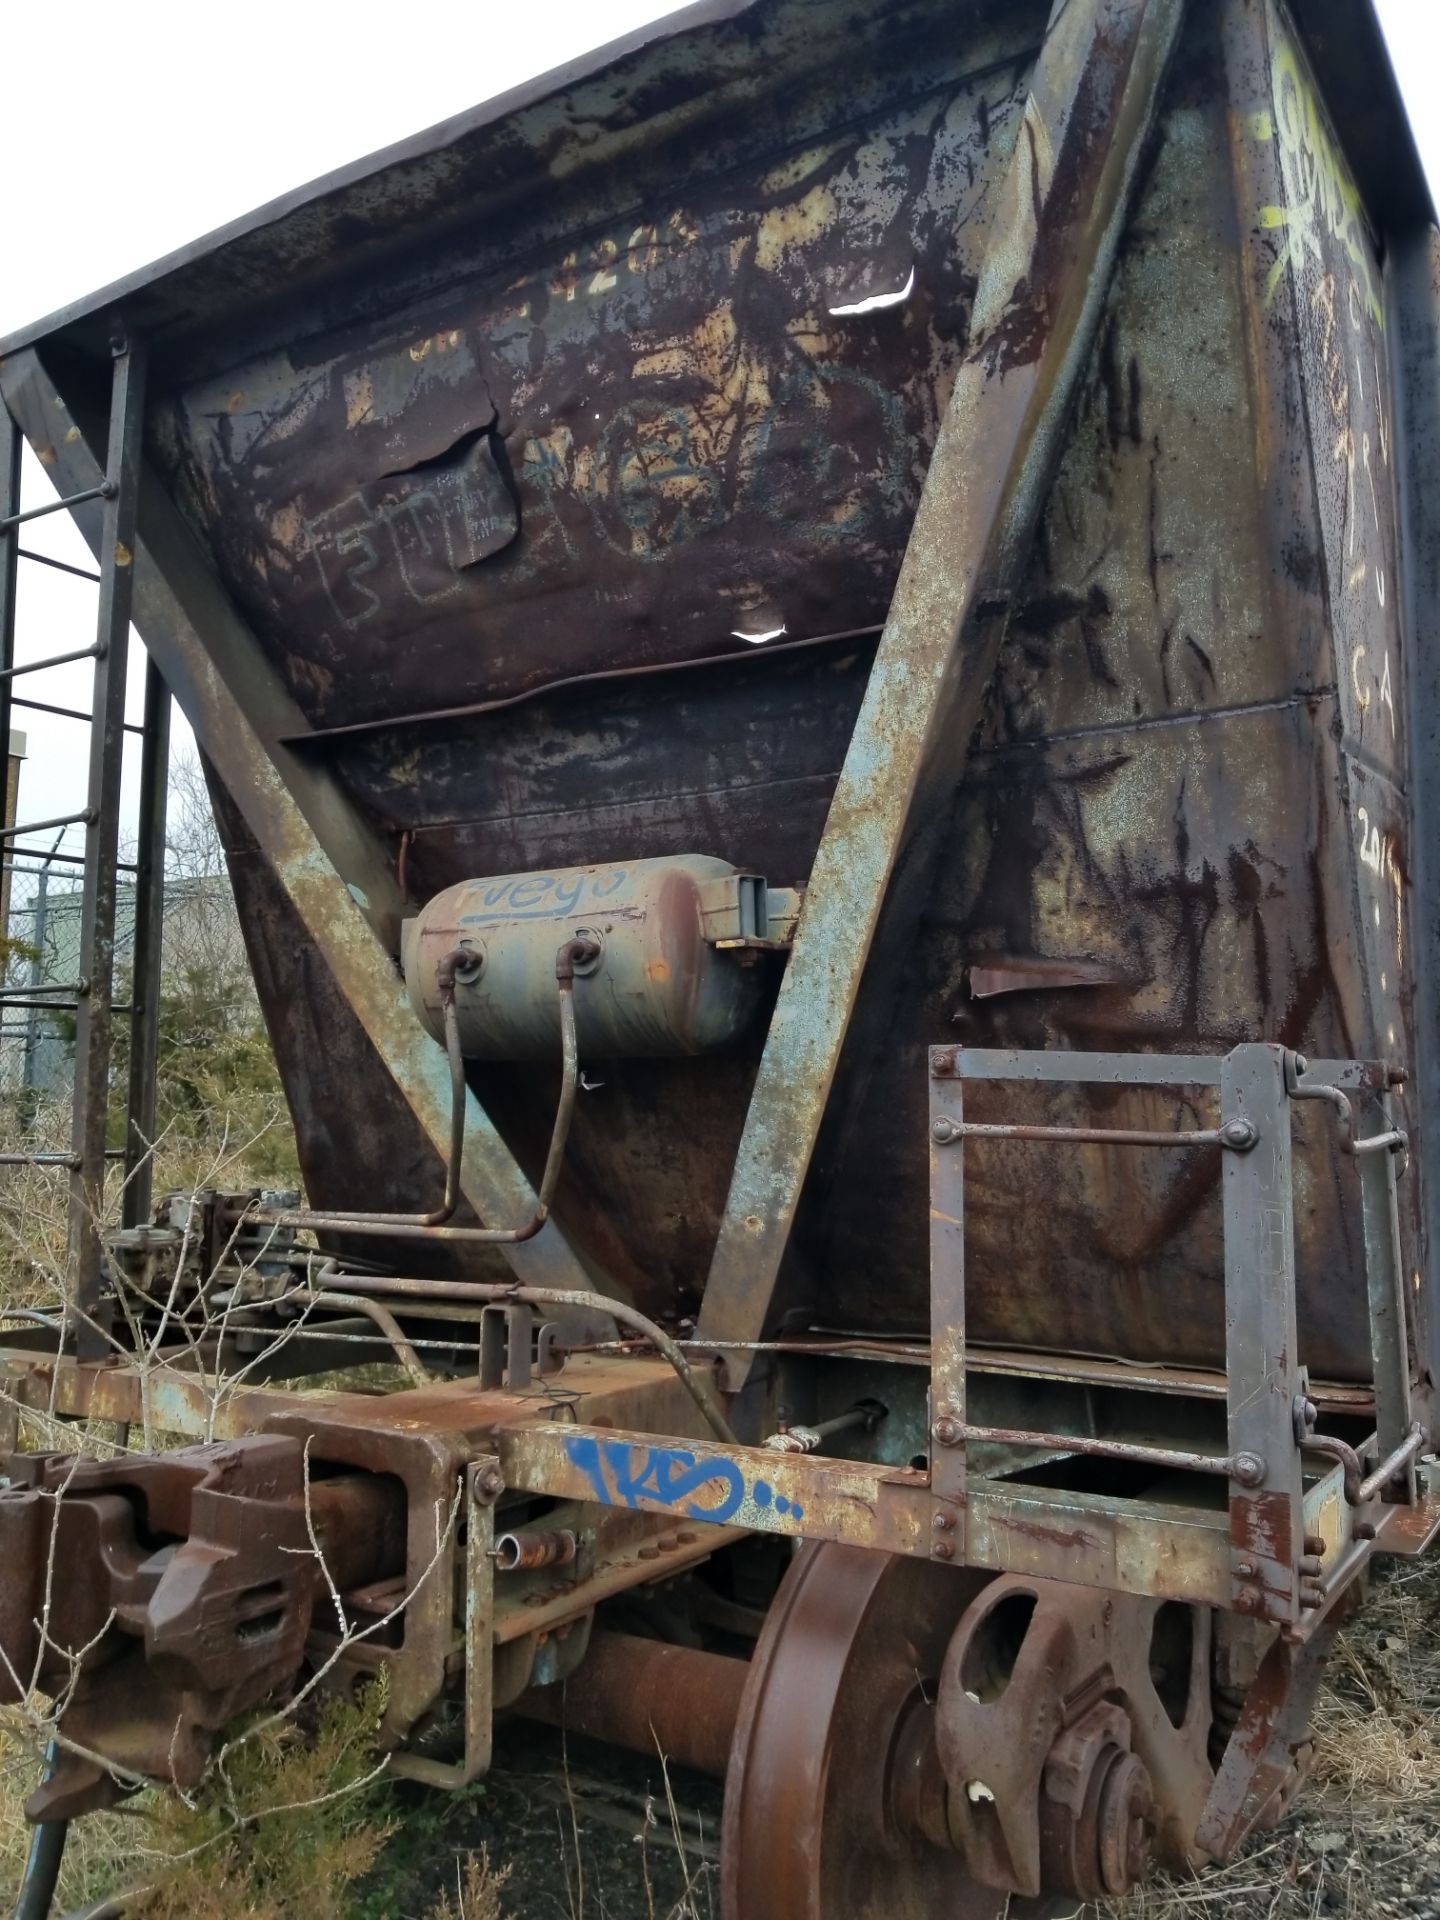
[1097, 1557, 1440, 1920]
[0, 1091, 296, 1319]
[425, 1848, 515, 1920]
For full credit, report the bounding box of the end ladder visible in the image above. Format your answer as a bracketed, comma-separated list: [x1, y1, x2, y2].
[0, 320, 170, 1355]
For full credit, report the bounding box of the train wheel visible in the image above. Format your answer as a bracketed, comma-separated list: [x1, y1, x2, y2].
[720, 1540, 1010, 1920]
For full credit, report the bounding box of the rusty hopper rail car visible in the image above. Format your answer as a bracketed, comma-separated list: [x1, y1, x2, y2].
[2, 0, 1440, 1912]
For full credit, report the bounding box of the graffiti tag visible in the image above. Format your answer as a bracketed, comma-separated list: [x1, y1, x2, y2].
[1259, 40, 1381, 326]
[459, 867, 628, 924]
[564, 1433, 804, 1527]
[306, 437, 518, 630]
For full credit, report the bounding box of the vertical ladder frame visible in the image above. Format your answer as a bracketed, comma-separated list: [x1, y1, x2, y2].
[123, 656, 171, 1230]
[0, 323, 170, 1348]
[67, 326, 147, 1349]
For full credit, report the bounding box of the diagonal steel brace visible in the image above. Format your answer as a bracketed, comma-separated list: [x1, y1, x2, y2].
[698, 0, 1187, 1388]
[0, 353, 590, 1291]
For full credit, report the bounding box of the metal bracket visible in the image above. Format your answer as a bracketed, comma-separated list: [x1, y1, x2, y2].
[478, 1303, 564, 1392]
[696, 873, 803, 949]
[925, 1044, 1412, 1628]
[390, 1456, 498, 1790]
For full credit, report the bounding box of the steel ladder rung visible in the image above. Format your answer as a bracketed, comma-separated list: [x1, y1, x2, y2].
[0, 643, 105, 682]
[0, 809, 96, 841]
[0, 482, 114, 533]
[4, 846, 139, 872]
[15, 549, 101, 584]
[12, 694, 144, 736]
[0, 999, 132, 1014]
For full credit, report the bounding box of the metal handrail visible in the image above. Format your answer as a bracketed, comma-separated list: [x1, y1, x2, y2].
[12, 693, 145, 737]
[931, 1416, 1266, 1487]
[931, 1116, 1258, 1151]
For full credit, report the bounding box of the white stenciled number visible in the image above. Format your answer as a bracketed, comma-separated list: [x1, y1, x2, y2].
[1357, 807, 1383, 876]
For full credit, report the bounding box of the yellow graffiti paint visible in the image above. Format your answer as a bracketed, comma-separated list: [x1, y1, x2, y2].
[343, 368, 375, 431]
[754, 185, 837, 273]
[270, 504, 304, 556]
[408, 330, 461, 364]
[758, 142, 842, 196]
[1257, 33, 1381, 326]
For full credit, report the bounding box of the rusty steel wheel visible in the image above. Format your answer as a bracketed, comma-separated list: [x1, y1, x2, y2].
[721, 1540, 1014, 1920]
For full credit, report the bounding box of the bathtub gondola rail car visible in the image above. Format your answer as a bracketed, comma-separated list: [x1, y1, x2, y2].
[2, 0, 1440, 1912]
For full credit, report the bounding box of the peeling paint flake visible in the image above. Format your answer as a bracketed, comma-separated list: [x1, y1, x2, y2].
[828, 263, 916, 315]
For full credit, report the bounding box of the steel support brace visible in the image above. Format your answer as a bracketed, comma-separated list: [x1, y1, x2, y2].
[1221, 1046, 1303, 1624]
[68, 333, 147, 1349]
[0, 350, 590, 1293]
[123, 656, 170, 1227]
[499, 1418, 1238, 1606]
[698, 0, 1187, 1387]
[1196, 1615, 1342, 1860]
[500, 1422, 938, 1557]
[928, 1050, 965, 1515]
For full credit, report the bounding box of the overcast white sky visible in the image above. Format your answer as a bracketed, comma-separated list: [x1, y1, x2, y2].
[0, 0, 1435, 876]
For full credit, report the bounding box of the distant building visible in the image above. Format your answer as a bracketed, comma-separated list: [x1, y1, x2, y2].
[0, 867, 246, 1099]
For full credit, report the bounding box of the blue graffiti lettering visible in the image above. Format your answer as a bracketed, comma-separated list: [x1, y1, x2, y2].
[459, 868, 631, 926]
[564, 1433, 750, 1526]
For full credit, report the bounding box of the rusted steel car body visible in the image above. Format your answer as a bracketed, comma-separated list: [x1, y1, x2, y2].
[2, 0, 1440, 1911]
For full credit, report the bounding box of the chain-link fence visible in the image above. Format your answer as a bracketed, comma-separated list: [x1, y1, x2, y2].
[0, 759, 296, 1310]
[0, 855, 139, 1108]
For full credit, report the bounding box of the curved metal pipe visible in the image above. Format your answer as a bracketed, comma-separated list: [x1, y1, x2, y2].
[317, 1271, 737, 1445]
[1295, 1428, 1363, 1505]
[58, 1897, 137, 1920]
[1286, 1057, 1408, 1164]
[287, 947, 470, 1230]
[304, 1289, 433, 1388]
[239, 941, 588, 1246]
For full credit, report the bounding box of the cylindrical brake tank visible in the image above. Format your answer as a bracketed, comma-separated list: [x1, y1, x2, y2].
[403, 857, 769, 1058]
